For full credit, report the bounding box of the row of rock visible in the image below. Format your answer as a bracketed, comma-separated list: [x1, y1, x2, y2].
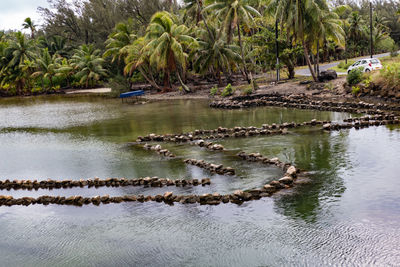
[184, 159, 235, 175]
[322, 117, 400, 131]
[0, 168, 299, 207]
[195, 140, 224, 151]
[143, 143, 175, 157]
[237, 151, 292, 170]
[136, 119, 329, 143]
[343, 114, 397, 123]
[209, 95, 400, 113]
[0, 177, 211, 191]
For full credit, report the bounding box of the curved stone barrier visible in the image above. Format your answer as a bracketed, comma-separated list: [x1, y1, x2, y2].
[0, 177, 211, 191]
[237, 151, 292, 170]
[0, 163, 302, 207]
[209, 94, 400, 113]
[136, 119, 329, 143]
[210, 95, 400, 114]
[143, 143, 175, 157]
[184, 159, 235, 175]
[322, 115, 400, 131]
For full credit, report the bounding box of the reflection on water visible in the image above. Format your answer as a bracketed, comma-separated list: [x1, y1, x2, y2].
[0, 96, 399, 266]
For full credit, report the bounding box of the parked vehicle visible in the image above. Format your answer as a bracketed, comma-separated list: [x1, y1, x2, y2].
[347, 58, 383, 73]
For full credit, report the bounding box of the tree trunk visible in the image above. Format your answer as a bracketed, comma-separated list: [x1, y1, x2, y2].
[345, 36, 347, 64]
[316, 41, 320, 77]
[302, 40, 318, 82]
[138, 66, 161, 91]
[176, 71, 191, 93]
[237, 21, 250, 83]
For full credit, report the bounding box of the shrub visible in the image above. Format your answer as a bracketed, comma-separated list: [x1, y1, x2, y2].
[379, 63, 400, 90]
[338, 60, 354, 70]
[324, 82, 334, 91]
[347, 67, 364, 85]
[390, 44, 399, 58]
[352, 86, 360, 95]
[221, 83, 234, 97]
[210, 86, 218, 96]
[242, 87, 253, 95]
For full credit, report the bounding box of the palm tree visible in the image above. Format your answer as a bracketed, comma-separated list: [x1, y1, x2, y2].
[123, 37, 162, 91]
[308, 7, 344, 76]
[38, 35, 71, 57]
[183, 0, 203, 25]
[22, 17, 36, 39]
[348, 12, 366, 56]
[55, 58, 74, 88]
[192, 23, 241, 85]
[31, 48, 58, 90]
[71, 45, 107, 88]
[142, 11, 196, 92]
[334, 5, 352, 64]
[204, 0, 260, 83]
[103, 20, 137, 63]
[266, 0, 328, 81]
[2, 32, 36, 94]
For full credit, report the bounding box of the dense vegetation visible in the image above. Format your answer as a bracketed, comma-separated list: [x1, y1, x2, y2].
[0, 0, 399, 95]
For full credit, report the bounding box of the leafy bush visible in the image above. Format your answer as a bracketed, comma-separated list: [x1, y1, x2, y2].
[221, 83, 234, 97]
[210, 86, 218, 96]
[106, 75, 131, 97]
[390, 44, 399, 58]
[347, 67, 364, 85]
[242, 87, 253, 95]
[338, 60, 354, 70]
[378, 63, 400, 90]
[352, 86, 360, 95]
[324, 82, 334, 91]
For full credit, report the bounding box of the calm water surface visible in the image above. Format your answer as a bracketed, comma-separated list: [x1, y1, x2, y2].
[0, 96, 399, 266]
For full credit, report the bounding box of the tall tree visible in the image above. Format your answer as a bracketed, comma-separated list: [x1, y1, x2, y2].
[204, 0, 261, 83]
[141, 11, 196, 92]
[22, 17, 36, 39]
[71, 44, 107, 88]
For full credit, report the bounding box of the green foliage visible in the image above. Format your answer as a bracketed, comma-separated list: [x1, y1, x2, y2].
[324, 82, 334, 90]
[221, 83, 234, 97]
[210, 86, 218, 96]
[242, 87, 253, 95]
[378, 63, 400, 90]
[351, 86, 360, 95]
[347, 67, 364, 85]
[338, 60, 355, 69]
[107, 75, 131, 97]
[390, 44, 399, 57]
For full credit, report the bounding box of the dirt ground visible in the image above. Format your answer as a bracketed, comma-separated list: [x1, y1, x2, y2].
[144, 76, 349, 101]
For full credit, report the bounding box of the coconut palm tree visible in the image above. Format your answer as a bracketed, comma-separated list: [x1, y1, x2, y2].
[123, 37, 162, 91]
[22, 17, 36, 39]
[71, 44, 107, 88]
[142, 11, 196, 92]
[31, 48, 58, 90]
[183, 0, 204, 25]
[55, 58, 74, 88]
[266, 0, 327, 81]
[103, 20, 137, 63]
[308, 7, 344, 76]
[204, 0, 260, 82]
[192, 23, 241, 85]
[38, 35, 71, 57]
[1, 32, 37, 94]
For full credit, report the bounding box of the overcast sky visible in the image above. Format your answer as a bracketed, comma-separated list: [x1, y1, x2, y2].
[0, 0, 50, 31]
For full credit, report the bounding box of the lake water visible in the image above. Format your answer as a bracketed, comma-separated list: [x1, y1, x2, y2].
[0, 96, 399, 266]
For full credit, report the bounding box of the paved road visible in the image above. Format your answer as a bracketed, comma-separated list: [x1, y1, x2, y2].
[295, 52, 392, 76]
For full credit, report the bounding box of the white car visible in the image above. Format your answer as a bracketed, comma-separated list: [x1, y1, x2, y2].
[347, 58, 383, 73]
